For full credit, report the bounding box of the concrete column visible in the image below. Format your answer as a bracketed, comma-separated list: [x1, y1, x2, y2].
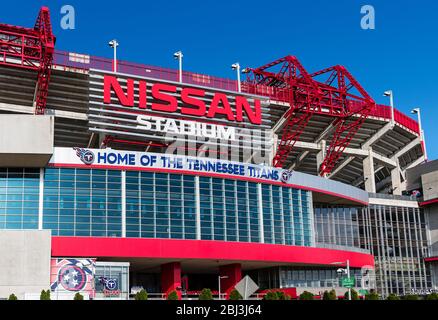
[363, 148, 376, 193]
[391, 167, 402, 196]
[161, 262, 182, 299]
[219, 263, 242, 299]
[316, 140, 327, 178]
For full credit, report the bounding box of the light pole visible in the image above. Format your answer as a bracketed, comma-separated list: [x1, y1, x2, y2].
[332, 260, 351, 300]
[108, 39, 119, 73]
[174, 51, 183, 83]
[412, 108, 428, 162]
[383, 90, 395, 125]
[231, 63, 241, 93]
[218, 275, 229, 300]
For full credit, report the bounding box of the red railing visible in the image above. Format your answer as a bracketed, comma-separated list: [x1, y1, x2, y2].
[53, 50, 420, 134]
[53, 50, 238, 91]
[350, 101, 420, 134]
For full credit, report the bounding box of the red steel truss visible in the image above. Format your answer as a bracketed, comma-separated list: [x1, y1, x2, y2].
[245, 56, 375, 176]
[0, 7, 55, 115]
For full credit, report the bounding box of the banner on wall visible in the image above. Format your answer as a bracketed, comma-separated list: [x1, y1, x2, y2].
[50, 258, 96, 299]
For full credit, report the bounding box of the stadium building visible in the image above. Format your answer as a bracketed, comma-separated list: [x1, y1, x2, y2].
[0, 7, 435, 299]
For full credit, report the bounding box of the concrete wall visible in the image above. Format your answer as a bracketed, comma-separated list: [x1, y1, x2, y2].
[0, 230, 51, 300]
[0, 115, 54, 167]
[422, 171, 438, 202]
[426, 204, 438, 257]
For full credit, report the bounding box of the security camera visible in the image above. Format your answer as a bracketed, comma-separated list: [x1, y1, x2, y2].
[337, 268, 345, 274]
[174, 51, 183, 59]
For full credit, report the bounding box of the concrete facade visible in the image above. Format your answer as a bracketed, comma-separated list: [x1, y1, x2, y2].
[425, 204, 438, 257]
[0, 230, 51, 299]
[422, 171, 438, 202]
[0, 115, 54, 167]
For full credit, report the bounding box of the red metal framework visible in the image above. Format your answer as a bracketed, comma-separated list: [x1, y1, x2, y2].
[245, 56, 375, 176]
[0, 7, 55, 115]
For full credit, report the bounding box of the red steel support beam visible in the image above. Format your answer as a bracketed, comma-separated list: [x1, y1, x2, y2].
[245, 56, 375, 174]
[0, 7, 55, 115]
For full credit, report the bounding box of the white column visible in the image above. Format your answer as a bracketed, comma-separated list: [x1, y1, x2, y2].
[257, 183, 265, 244]
[363, 148, 376, 193]
[121, 170, 126, 238]
[391, 167, 402, 195]
[317, 140, 327, 178]
[195, 176, 201, 240]
[38, 168, 44, 230]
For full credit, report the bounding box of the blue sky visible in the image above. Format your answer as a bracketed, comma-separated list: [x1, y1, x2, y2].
[2, 0, 437, 158]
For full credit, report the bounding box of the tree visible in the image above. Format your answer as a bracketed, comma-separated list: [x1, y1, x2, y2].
[199, 288, 213, 300]
[365, 290, 379, 300]
[8, 294, 18, 300]
[40, 290, 51, 300]
[386, 293, 400, 300]
[299, 291, 314, 300]
[135, 289, 148, 300]
[263, 291, 279, 300]
[74, 293, 84, 300]
[344, 289, 359, 300]
[229, 289, 243, 300]
[167, 290, 179, 300]
[426, 293, 438, 300]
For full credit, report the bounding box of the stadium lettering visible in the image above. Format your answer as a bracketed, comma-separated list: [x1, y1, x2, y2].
[103, 75, 262, 125]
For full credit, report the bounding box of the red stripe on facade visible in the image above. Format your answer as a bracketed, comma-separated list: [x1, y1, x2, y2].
[425, 257, 438, 262]
[51, 237, 375, 268]
[419, 198, 438, 207]
[47, 163, 369, 206]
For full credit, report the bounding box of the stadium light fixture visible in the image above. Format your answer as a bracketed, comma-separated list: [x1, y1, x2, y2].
[383, 90, 395, 125]
[108, 39, 119, 73]
[231, 63, 241, 93]
[411, 108, 428, 162]
[174, 51, 183, 83]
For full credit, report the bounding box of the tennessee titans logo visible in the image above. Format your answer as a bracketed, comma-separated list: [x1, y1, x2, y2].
[280, 170, 293, 183]
[99, 277, 119, 290]
[74, 148, 95, 165]
[58, 265, 87, 291]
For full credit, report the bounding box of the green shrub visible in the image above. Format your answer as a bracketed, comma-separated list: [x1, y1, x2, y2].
[40, 290, 51, 300]
[199, 288, 213, 300]
[403, 294, 419, 300]
[135, 289, 148, 300]
[276, 291, 291, 300]
[426, 293, 438, 300]
[365, 291, 379, 300]
[74, 293, 84, 300]
[229, 289, 243, 300]
[323, 290, 337, 300]
[167, 290, 179, 300]
[386, 293, 400, 300]
[299, 291, 314, 300]
[8, 294, 18, 300]
[263, 291, 279, 300]
[344, 289, 359, 300]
